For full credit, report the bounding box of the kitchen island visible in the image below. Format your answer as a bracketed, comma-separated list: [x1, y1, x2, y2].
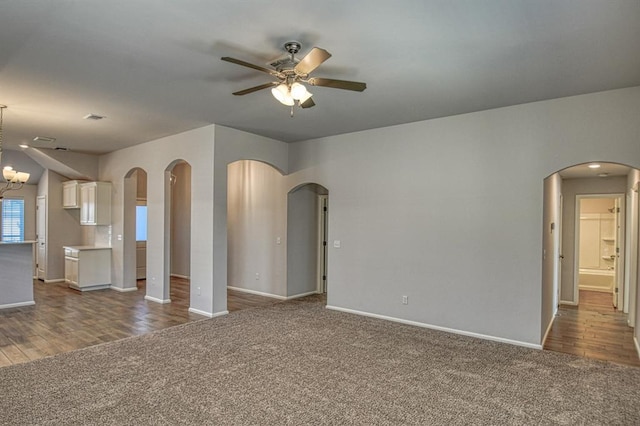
[0, 241, 36, 310]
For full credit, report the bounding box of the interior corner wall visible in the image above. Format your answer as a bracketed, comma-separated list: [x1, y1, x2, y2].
[227, 160, 286, 297]
[213, 125, 289, 313]
[628, 169, 640, 336]
[287, 87, 640, 346]
[559, 176, 627, 303]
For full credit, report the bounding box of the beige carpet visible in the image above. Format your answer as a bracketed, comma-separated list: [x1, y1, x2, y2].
[1, 296, 639, 425]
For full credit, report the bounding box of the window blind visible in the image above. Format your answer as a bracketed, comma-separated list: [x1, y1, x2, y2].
[1, 197, 25, 242]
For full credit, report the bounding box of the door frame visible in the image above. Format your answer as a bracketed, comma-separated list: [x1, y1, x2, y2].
[317, 195, 328, 294]
[573, 193, 625, 306]
[36, 195, 46, 280]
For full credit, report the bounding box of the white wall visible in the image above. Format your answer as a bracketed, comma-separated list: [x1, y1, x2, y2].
[287, 87, 640, 346]
[227, 160, 286, 297]
[560, 177, 627, 303]
[628, 169, 640, 331]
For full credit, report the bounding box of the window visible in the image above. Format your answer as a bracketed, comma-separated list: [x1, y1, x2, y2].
[136, 205, 147, 241]
[1, 197, 25, 242]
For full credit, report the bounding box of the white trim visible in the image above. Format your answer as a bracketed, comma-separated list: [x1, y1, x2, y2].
[170, 273, 190, 279]
[285, 291, 318, 300]
[44, 278, 65, 284]
[634, 336, 640, 360]
[144, 295, 171, 304]
[110, 285, 138, 293]
[0, 301, 35, 310]
[560, 299, 578, 306]
[542, 314, 556, 346]
[227, 286, 286, 300]
[326, 305, 543, 350]
[212, 310, 229, 318]
[188, 307, 217, 318]
[578, 285, 612, 293]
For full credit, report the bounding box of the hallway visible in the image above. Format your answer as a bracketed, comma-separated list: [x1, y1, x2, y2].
[544, 290, 640, 366]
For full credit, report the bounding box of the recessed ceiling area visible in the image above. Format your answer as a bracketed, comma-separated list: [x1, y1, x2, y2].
[0, 1, 639, 155]
[558, 162, 632, 180]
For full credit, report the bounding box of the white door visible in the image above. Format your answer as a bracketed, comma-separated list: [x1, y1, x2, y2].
[36, 196, 46, 280]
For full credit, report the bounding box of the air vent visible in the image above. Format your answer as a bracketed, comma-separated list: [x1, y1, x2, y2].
[54, 147, 69, 151]
[83, 113, 105, 120]
[33, 136, 56, 143]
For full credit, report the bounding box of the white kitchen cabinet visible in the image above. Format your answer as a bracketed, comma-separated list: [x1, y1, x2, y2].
[64, 246, 111, 291]
[80, 182, 111, 225]
[62, 180, 86, 209]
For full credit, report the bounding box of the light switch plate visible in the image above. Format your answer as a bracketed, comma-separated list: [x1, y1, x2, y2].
[333, 240, 341, 248]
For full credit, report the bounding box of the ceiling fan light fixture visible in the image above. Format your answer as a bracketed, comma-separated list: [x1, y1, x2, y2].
[299, 90, 313, 103]
[290, 82, 308, 100]
[271, 84, 294, 106]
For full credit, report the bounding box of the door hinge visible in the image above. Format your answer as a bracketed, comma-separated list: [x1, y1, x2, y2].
[322, 275, 326, 281]
[323, 241, 327, 246]
[616, 247, 620, 254]
[323, 206, 327, 212]
[615, 287, 619, 293]
[617, 207, 620, 213]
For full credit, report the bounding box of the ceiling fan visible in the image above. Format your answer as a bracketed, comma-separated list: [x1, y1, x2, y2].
[221, 41, 366, 114]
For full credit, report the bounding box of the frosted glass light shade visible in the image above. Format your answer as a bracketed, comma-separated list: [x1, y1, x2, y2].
[3, 168, 16, 181]
[271, 84, 294, 106]
[290, 82, 308, 100]
[15, 172, 30, 183]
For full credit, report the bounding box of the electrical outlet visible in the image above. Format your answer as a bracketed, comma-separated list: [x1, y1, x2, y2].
[255, 273, 260, 280]
[402, 295, 408, 305]
[197, 287, 201, 296]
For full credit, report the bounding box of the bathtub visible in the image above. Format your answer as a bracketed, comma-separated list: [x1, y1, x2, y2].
[578, 268, 614, 292]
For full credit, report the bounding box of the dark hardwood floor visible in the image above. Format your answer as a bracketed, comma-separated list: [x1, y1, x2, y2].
[0, 278, 280, 367]
[544, 290, 640, 367]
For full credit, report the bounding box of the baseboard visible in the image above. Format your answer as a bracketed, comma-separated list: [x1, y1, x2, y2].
[0, 301, 35, 310]
[542, 314, 556, 346]
[227, 286, 286, 300]
[170, 273, 190, 279]
[578, 285, 612, 293]
[44, 279, 65, 284]
[110, 285, 138, 293]
[326, 305, 543, 350]
[560, 300, 578, 306]
[635, 336, 640, 360]
[285, 291, 318, 300]
[144, 295, 171, 304]
[212, 310, 229, 318]
[188, 307, 215, 318]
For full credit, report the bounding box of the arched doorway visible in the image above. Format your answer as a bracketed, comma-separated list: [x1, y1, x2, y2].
[164, 160, 192, 309]
[542, 161, 640, 365]
[123, 167, 147, 291]
[287, 183, 329, 300]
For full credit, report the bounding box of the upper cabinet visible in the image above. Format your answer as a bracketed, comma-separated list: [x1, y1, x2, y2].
[80, 182, 111, 225]
[62, 180, 87, 209]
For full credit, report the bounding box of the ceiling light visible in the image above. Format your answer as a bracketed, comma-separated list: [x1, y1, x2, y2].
[0, 105, 30, 199]
[83, 113, 105, 120]
[290, 82, 308, 100]
[33, 136, 56, 143]
[588, 163, 601, 169]
[598, 173, 610, 177]
[18, 144, 29, 149]
[271, 84, 294, 106]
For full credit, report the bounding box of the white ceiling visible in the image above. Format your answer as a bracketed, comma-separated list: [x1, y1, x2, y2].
[0, 1, 639, 156]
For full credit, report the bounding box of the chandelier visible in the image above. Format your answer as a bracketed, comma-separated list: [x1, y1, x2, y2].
[0, 105, 30, 199]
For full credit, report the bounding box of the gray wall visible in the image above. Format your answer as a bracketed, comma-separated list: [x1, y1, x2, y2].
[287, 87, 640, 346]
[560, 176, 627, 303]
[287, 185, 321, 297]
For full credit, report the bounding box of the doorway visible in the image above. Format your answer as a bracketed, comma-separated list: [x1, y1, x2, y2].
[286, 183, 329, 299]
[575, 195, 624, 308]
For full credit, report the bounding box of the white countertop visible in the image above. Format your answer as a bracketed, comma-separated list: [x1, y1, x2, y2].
[0, 240, 36, 245]
[64, 245, 112, 251]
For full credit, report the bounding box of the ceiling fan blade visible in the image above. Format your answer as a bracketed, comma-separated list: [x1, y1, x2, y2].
[307, 77, 366, 92]
[232, 82, 278, 96]
[221, 57, 282, 77]
[294, 48, 331, 75]
[300, 97, 316, 108]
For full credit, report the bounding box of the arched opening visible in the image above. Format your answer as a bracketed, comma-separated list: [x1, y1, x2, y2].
[287, 183, 329, 302]
[542, 161, 640, 365]
[163, 160, 192, 310]
[123, 167, 147, 291]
